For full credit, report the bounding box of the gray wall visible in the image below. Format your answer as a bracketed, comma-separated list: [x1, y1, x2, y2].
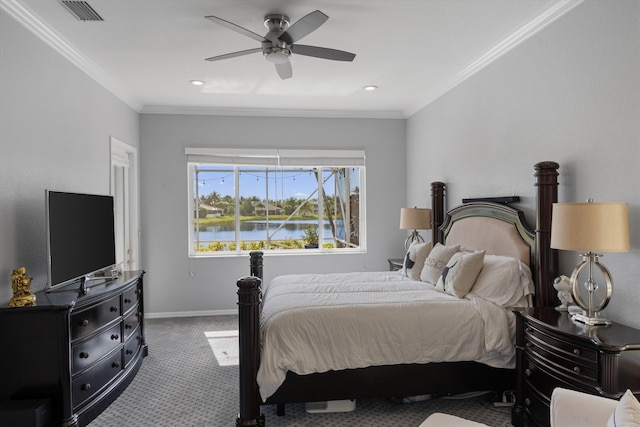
[406, 1, 640, 328]
[0, 10, 140, 303]
[139, 114, 406, 315]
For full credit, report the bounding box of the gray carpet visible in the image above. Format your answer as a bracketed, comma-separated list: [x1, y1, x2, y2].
[88, 316, 514, 427]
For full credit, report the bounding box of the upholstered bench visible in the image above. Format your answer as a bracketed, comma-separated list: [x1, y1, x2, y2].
[418, 413, 489, 427]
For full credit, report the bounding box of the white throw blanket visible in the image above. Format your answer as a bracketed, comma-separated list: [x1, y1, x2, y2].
[257, 271, 518, 401]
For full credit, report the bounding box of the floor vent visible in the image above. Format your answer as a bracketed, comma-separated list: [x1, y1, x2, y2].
[60, 1, 104, 21]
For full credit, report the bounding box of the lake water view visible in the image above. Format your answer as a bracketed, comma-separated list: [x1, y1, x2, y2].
[195, 219, 340, 243]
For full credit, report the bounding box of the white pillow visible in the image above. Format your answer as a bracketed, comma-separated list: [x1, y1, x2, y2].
[470, 255, 534, 308]
[420, 243, 460, 284]
[607, 389, 640, 427]
[400, 241, 433, 281]
[436, 250, 486, 298]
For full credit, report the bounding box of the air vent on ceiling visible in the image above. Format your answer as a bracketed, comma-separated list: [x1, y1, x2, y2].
[60, 1, 103, 21]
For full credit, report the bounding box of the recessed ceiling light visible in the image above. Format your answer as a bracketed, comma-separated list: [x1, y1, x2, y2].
[190, 80, 205, 86]
[363, 85, 378, 92]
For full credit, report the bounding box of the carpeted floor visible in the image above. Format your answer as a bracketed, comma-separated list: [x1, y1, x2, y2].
[88, 316, 514, 427]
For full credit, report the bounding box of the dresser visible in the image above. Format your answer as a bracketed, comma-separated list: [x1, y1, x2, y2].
[0, 271, 146, 427]
[512, 307, 640, 427]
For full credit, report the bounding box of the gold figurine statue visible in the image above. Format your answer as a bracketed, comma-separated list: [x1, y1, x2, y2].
[9, 267, 36, 307]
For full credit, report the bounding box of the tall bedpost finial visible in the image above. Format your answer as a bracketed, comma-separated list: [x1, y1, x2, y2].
[431, 182, 446, 245]
[534, 161, 559, 308]
[249, 251, 263, 280]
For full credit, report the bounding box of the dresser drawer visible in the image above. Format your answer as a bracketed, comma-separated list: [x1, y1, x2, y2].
[71, 295, 121, 340]
[72, 323, 122, 374]
[122, 284, 140, 314]
[72, 349, 123, 408]
[124, 328, 142, 367]
[122, 309, 140, 341]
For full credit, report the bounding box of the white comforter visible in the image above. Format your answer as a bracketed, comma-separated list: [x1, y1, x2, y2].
[257, 271, 519, 401]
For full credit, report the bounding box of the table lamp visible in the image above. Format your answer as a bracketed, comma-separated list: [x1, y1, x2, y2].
[550, 200, 630, 326]
[400, 207, 431, 250]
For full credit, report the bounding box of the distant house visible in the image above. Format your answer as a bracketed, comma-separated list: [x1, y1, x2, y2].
[254, 202, 282, 215]
[199, 203, 223, 218]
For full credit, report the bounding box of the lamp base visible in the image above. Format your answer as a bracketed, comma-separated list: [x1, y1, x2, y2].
[571, 312, 612, 326]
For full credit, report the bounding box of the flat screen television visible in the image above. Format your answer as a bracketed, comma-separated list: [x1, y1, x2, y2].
[46, 190, 117, 291]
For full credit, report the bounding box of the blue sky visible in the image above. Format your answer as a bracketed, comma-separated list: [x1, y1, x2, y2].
[195, 167, 325, 200]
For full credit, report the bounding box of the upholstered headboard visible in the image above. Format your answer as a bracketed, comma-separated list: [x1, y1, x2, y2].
[441, 202, 535, 268]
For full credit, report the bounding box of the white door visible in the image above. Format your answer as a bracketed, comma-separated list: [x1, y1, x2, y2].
[110, 137, 140, 271]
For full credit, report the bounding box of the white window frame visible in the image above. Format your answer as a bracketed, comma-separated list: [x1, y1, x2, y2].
[186, 148, 366, 257]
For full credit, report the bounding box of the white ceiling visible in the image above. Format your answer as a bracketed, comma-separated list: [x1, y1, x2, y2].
[3, 0, 582, 118]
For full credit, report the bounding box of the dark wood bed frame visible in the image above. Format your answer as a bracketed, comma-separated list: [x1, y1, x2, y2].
[236, 161, 559, 426]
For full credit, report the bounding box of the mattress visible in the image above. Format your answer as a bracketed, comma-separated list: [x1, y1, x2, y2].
[257, 271, 525, 400]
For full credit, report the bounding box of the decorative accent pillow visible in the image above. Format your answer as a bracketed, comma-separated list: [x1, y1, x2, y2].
[401, 241, 433, 280]
[420, 243, 460, 284]
[436, 250, 486, 298]
[607, 389, 640, 427]
[470, 255, 535, 308]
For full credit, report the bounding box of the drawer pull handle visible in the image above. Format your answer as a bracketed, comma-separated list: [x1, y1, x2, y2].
[110, 306, 118, 312]
[111, 334, 120, 340]
[574, 349, 582, 355]
[80, 319, 89, 327]
[79, 352, 89, 359]
[525, 398, 531, 407]
[525, 368, 533, 377]
[526, 342, 533, 348]
[525, 328, 532, 333]
[135, 289, 141, 295]
[125, 323, 133, 329]
[112, 362, 121, 369]
[573, 366, 581, 374]
[81, 383, 91, 391]
[124, 298, 132, 304]
[126, 349, 133, 355]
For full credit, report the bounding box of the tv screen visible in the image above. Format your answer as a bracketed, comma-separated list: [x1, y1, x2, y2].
[46, 190, 116, 289]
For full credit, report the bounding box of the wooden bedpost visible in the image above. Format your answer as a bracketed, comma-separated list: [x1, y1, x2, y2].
[236, 251, 265, 427]
[431, 182, 446, 244]
[534, 161, 559, 308]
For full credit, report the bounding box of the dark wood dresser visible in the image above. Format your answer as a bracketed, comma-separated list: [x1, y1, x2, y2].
[0, 271, 146, 427]
[513, 307, 640, 427]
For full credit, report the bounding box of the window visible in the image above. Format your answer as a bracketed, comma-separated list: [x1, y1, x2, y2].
[186, 148, 365, 256]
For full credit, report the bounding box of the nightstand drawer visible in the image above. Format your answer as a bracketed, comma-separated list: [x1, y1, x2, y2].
[523, 384, 549, 427]
[525, 324, 598, 365]
[525, 335, 599, 383]
[525, 354, 598, 399]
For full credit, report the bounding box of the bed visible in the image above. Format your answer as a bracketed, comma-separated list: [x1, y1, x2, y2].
[236, 161, 560, 426]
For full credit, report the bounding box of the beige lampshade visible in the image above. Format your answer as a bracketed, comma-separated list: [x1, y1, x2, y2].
[550, 202, 630, 252]
[399, 208, 431, 230]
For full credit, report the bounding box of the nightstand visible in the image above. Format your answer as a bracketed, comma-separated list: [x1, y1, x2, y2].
[387, 258, 404, 271]
[512, 307, 640, 427]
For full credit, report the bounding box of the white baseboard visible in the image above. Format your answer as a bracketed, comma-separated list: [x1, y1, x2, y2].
[145, 309, 236, 319]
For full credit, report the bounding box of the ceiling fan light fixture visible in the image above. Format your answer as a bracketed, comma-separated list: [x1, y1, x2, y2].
[264, 48, 291, 64]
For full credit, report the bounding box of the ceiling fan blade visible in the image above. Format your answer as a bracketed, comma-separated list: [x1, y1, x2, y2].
[275, 61, 292, 80]
[291, 45, 356, 62]
[205, 15, 266, 43]
[278, 10, 328, 45]
[205, 48, 262, 62]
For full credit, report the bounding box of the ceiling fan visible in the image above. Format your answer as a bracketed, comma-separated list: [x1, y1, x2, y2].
[204, 10, 356, 80]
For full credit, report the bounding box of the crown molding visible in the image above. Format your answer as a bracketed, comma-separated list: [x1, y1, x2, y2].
[404, 0, 584, 117]
[140, 105, 405, 120]
[1, 0, 142, 112]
